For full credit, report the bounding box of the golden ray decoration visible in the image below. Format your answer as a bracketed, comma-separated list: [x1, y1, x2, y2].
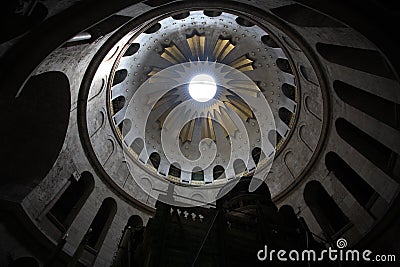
[163, 106, 186, 130]
[229, 55, 254, 72]
[200, 112, 216, 141]
[147, 67, 162, 77]
[181, 118, 196, 143]
[201, 116, 208, 140]
[161, 36, 254, 74]
[154, 92, 256, 142]
[157, 105, 175, 128]
[207, 116, 216, 140]
[226, 95, 254, 119]
[161, 43, 186, 64]
[152, 94, 179, 110]
[224, 102, 249, 121]
[146, 87, 177, 106]
[213, 109, 229, 138]
[153, 35, 260, 143]
[219, 106, 239, 136]
[213, 39, 235, 61]
[227, 80, 259, 97]
[187, 34, 206, 59]
[155, 96, 255, 142]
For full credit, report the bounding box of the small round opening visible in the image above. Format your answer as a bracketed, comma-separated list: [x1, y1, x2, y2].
[188, 74, 217, 102]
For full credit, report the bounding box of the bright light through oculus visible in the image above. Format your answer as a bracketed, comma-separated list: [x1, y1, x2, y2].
[188, 74, 217, 102]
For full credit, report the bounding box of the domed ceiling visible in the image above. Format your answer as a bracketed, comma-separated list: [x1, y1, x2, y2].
[84, 6, 329, 207]
[106, 10, 300, 200]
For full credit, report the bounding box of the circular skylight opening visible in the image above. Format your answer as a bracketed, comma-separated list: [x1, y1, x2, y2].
[188, 74, 217, 102]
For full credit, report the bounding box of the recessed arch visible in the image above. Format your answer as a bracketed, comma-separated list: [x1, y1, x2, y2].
[278, 107, 293, 126]
[112, 95, 126, 114]
[2, 72, 70, 187]
[252, 147, 266, 165]
[127, 215, 144, 228]
[203, 10, 222, 17]
[335, 118, 394, 173]
[192, 167, 204, 181]
[112, 69, 128, 86]
[172, 11, 190, 20]
[325, 152, 376, 209]
[268, 130, 282, 148]
[87, 15, 131, 40]
[333, 80, 399, 129]
[47, 171, 95, 231]
[235, 16, 255, 27]
[213, 165, 225, 180]
[281, 83, 296, 101]
[304, 181, 349, 238]
[144, 23, 161, 34]
[149, 152, 161, 170]
[118, 118, 132, 135]
[316, 43, 394, 79]
[261, 35, 279, 48]
[131, 138, 144, 156]
[123, 43, 140, 57]
[86, 198, 117, 251]
[278, 205, 300, 229]
[276, 58, 293, 74]
[233, 159, 246, 175]
[168, 163, 181, 178]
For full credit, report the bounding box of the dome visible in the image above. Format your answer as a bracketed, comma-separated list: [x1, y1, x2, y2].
[1, 1, 399, 266]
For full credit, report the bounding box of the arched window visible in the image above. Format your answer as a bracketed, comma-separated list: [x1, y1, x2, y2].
[268, 130, 282, 148]
[111, 95, 126, 113]
[316, 43, 394, 79]
[48, 172, 94, 231]
[333, 80, 399, 129]
[304, 181, 349, 238]
[336, 118, 393, 173]
[278, 107, 293, 126]
[278, 205, 301, 230]
[127, 215, 143, 229]
[131, 138, 144, 156]
[168, 163, 181, 178]
[149, 152, 161, 170]
[86, 198, 117, 251]
[325, 152, 376, 209]
[192, 167, 204, 181]
[252, 147, 266, 165]
[213, 165, 225, 180]
[233, 159, 246, 175]
[123, 43, 140, 57]
[276, 58, 293, 74]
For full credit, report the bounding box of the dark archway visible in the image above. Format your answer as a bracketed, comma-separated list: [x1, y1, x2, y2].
[47, 172, 95, 231]
[86, 198, 117, 251]
[304, 181, 349, 239]
[2, 72, 70, 189]
[325, 152, 376, 209]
